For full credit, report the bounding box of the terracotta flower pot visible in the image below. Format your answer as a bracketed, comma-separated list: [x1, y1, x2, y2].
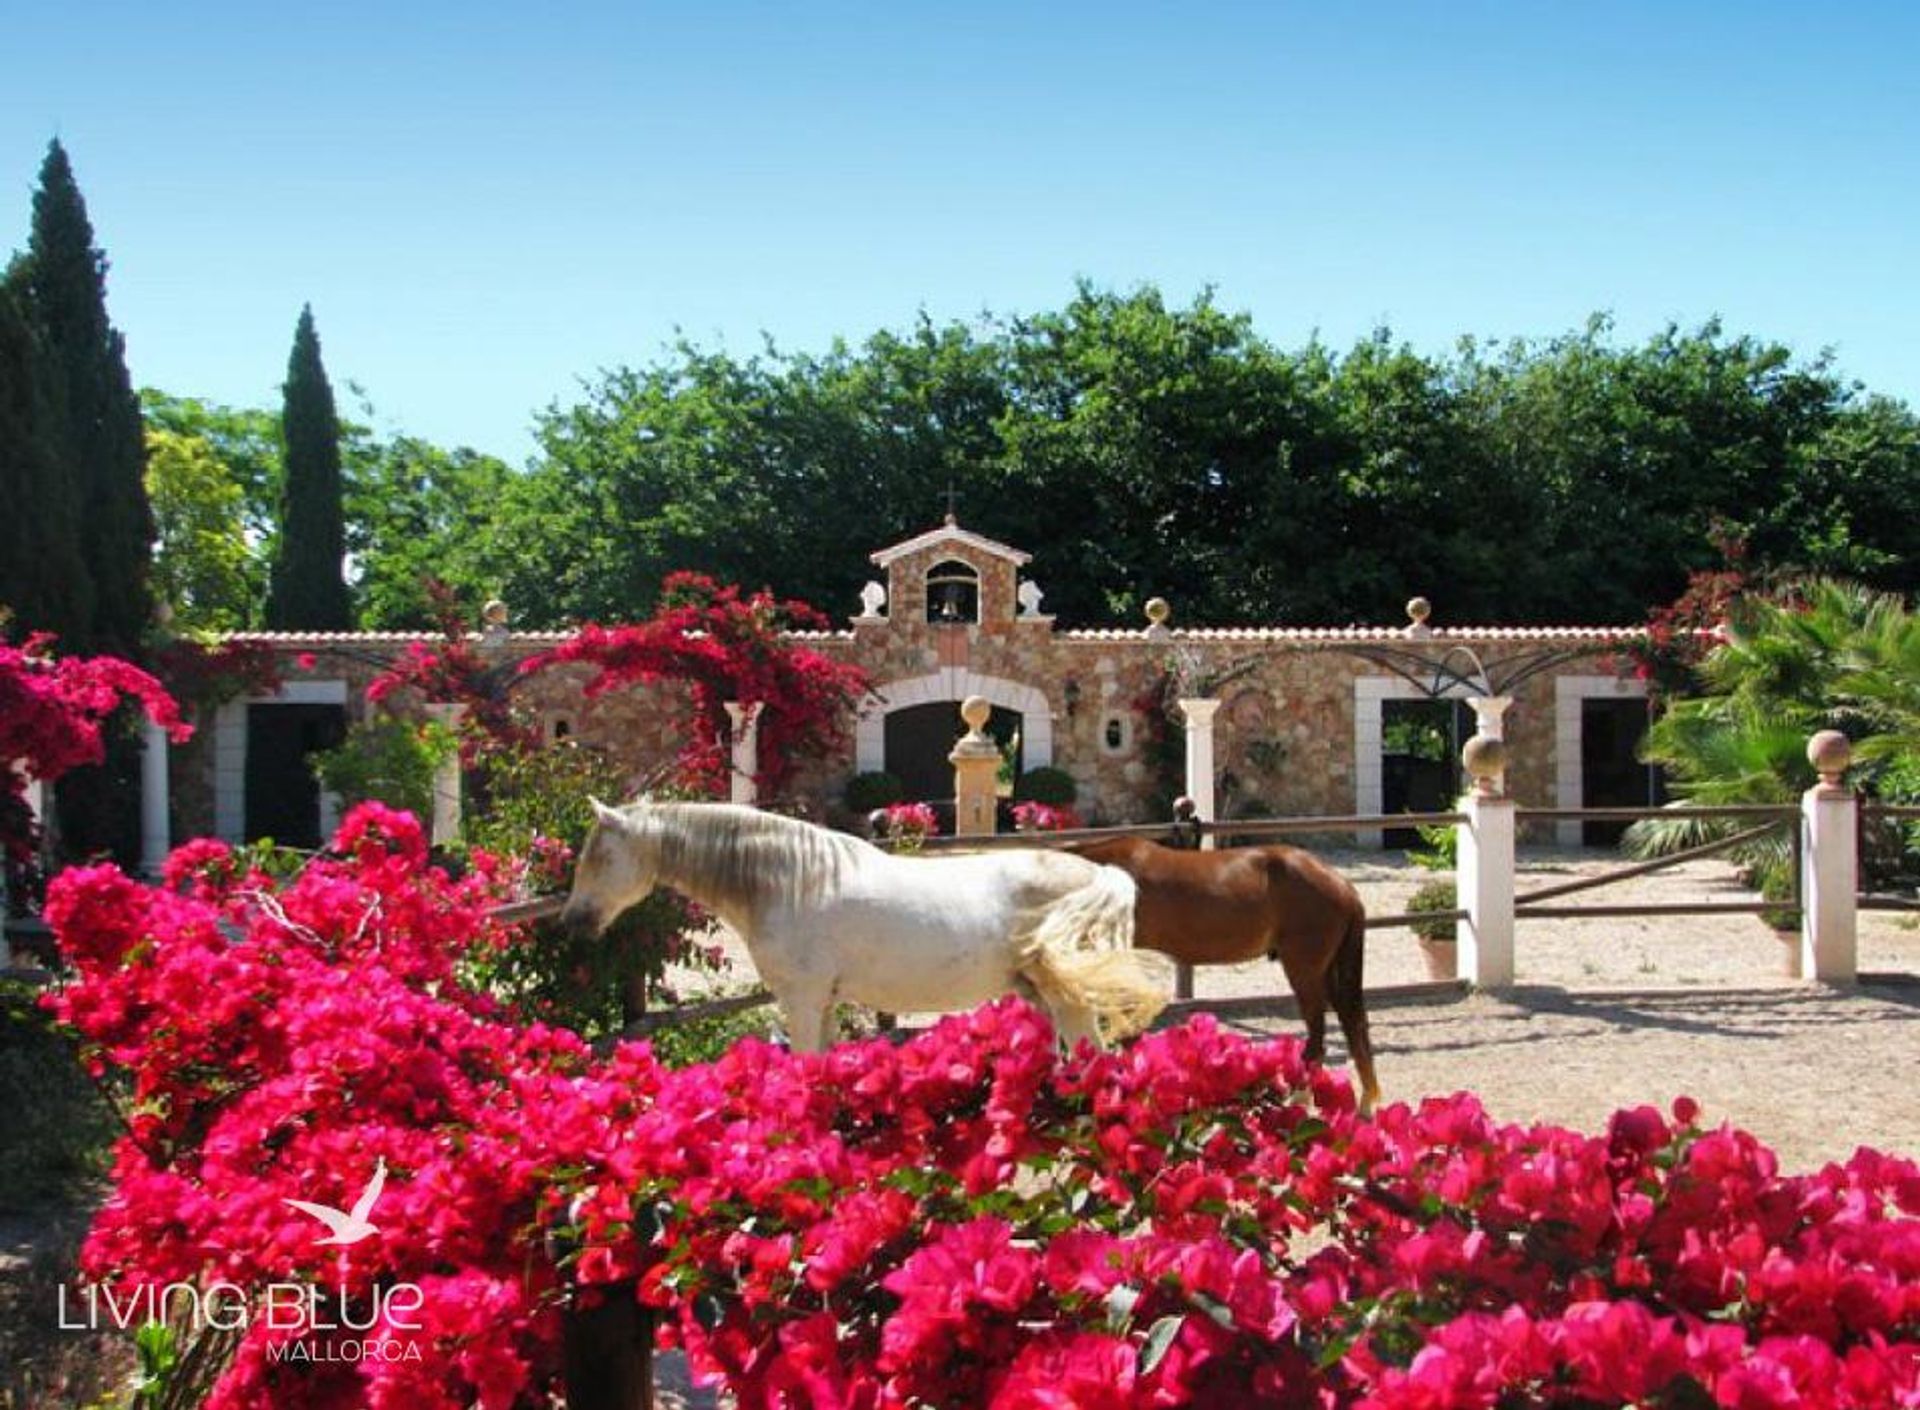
[1418, 936, 1458, 982]
[1770, 925, 1803, 979]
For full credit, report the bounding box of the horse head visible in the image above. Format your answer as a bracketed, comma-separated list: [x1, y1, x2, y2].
[559, 797, 661, 937]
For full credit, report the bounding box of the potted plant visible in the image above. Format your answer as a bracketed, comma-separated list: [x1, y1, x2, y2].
[1405, 824, 1458, 980]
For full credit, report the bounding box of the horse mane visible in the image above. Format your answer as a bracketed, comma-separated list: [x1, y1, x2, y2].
[621, 802, 870, 916]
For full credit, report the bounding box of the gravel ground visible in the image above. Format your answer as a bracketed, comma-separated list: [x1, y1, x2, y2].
[1186, 846, 1920, 1173]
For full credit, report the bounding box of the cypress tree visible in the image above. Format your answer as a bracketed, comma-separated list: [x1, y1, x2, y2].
[265, 305, 353, 629]
[21, 139, 152, 655]
[0, 269, 94, 641]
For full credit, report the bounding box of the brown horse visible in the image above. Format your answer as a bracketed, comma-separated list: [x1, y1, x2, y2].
[1065, 838, 1379, 1113]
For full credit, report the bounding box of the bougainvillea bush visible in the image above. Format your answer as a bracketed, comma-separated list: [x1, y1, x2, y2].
[44, 811, 1920, 1407]
[519, 571, 870, 797]
[0, 634, 190, 868]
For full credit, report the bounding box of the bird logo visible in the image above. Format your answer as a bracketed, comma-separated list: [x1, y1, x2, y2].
[283, 1158, 387, 1246]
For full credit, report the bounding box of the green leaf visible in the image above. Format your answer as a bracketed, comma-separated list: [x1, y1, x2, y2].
[1138, 1314, 1184, 1374]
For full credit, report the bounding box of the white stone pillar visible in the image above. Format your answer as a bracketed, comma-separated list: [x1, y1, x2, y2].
[724, 701, 763, 807]
[22, 772, 43, 842]
[0, 771, 33, 966]
[1466, 696, 1512, 742]
[1175, 699, 1223, 1003]
[950, 696, 1000, 837]
[1801, 731, 1857, 984]
[139, 717, 172, 877]
[1178, 699, 1222, 851]
[1456, 737, 1516, 988]
[1466, 695, 1512, 796]
[424, 705, 466, 848]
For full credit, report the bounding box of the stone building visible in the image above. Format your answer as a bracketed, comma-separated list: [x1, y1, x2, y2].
[158, 519, 1653, 856]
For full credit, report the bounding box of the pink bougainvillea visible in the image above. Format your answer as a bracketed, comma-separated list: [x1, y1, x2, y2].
[1012, 800, 1083, 832]
[519, 572, 870, 797]
[881, 800, 939, 840]
[0, 636, 190, 862]
[42, 813, 1920, 1407]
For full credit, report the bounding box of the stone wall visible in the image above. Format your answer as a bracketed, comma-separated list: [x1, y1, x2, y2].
[164, 523, 1640, 845]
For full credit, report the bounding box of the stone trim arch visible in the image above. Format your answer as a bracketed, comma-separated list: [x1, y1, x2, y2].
[856, 671, 1054, 774]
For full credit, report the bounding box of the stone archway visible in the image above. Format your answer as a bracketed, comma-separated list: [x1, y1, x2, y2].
[855, 671, 1054, 778]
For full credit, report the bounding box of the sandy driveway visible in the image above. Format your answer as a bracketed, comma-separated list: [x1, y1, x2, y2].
[1166, 846, 1920, 1173]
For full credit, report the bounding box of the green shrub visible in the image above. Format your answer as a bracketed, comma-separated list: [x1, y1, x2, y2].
[460, 738, 706, 1038]
[1013, 766, 1077, 807]
[0, 978, 118, 1212]
[1759, 869, 1802, 933]
[645, 998, 781, 1068]
[1407, 878, 1459, 943]
[312, 716, 457, 821]
[843, 770, 906, 814]
[1405, 822, 1457, 872]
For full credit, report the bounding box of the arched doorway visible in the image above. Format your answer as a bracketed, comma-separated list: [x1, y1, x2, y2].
[854, 672, 1055, 788]
[883, 701, 1024, 802]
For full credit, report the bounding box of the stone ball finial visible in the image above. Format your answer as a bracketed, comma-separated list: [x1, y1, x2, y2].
[1406, 596, 1431, 625]
[1144, 597, 1171, 628]
[1462, 735, 1508, 794]
[1807, 730, 1851, 786]
[482, 599, 510, 628]
[960, 695, 992, 733]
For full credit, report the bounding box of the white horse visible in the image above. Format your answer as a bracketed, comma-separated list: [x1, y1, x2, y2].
[559, 799, 1170, 1051]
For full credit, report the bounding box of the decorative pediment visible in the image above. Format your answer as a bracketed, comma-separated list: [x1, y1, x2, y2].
[869, 518, 1031, 569]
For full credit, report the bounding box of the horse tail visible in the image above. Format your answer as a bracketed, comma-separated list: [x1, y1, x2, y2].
[1022, 944, 1171, 1045]
[1020, 865, 1170, 1045]
[1326, 900, 1380, 1114]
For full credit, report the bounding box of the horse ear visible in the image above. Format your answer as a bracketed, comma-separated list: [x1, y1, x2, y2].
[588, 796, 623, 829]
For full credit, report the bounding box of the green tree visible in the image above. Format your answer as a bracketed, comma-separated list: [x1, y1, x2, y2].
[490, 287, 1920, 629]
[265, 306, 352, 629]
[145, 428, 255, 632]
[17, 140, 151, 653]
[347, 436, 513, 629]
[1629, 580, 1920, 892]
[140, 390, 283, 553]
[0, 272, 94, 641]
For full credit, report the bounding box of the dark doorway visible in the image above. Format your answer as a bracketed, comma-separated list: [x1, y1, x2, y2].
[1581, 698, 1664, 846]
[884, 702, 1023, 805]
[1381, 699, 1471, 849]
[244, 703, 347, 848]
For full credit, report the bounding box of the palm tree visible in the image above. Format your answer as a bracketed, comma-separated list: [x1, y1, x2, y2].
[1626, 580, 1918, 901]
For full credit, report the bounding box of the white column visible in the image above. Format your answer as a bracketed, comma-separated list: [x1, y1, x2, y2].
[1801, 732, 1857, 984]
[1466, 696, 1513, 797]
[139, 717, 171, 877]
[1175, 698, 1222, 1003]
[1457, 737, 1515, 988]
[1, 772, 38, 966]
[950, 697, 1000, 837]
[424, 705, 466, 848]
[724, 701, 763, 807]
[22, 772, 43, 841]
[1466, 696, 1512, 741]
[1178, 699, 1222, 850]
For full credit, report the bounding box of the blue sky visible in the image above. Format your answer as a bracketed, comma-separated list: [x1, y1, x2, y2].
[4, 3, 1916, 465]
